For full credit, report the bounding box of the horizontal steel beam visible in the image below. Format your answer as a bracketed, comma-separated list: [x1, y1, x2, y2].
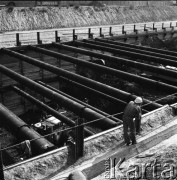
[12, 86, 94, 136]
[95, 38, 177, 62]
[1, 48, 162, 111]
[52, 43, 177, 81]
[58, 76, 149, 114]
[26, 46, 177, 93]
[0, 64, 116, 130]
[37, 81, 122, 123]
[103, 37, 177, 58]
[81, 39, 177, 67]
[0, 103, 54, 155]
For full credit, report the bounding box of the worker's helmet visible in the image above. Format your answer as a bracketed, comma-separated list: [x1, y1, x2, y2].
[134, 97, 143, 104]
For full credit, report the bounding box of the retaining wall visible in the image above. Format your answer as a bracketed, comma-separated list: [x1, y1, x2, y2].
[1, 5, 177, 32]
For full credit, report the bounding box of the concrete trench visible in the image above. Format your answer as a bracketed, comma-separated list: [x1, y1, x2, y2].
[1, 4, 177, 180]
[3, 103, 177, 180]
[0, 29, 176, 180]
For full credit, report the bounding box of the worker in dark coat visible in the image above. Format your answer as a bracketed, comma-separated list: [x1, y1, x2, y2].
[122, 97, 142, 146]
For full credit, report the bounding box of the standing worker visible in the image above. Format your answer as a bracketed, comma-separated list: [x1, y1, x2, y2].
[122, 97, 143, 146]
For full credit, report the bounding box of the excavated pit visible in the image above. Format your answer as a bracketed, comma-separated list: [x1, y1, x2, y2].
[1, 3, 177, 179]
[1, 33, 177, 179]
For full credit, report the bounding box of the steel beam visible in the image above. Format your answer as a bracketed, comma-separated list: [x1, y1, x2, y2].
[103, 37, 177, 58]
[57, 76, 149, 114]
[12, 86, 94, 136]
[37, 81, 123, 123]
[41, 78, 127, 106]
[52, 43, 177, 80]
[0, 64, 117, 130]
[1, 48, 162, 111]
[79, 39, 177, 67]
[95, 38, 177, 62]
[0, 103, 54, 155]
[24, 46, 177, 93]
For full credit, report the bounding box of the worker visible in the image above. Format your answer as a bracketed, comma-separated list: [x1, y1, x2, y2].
[20, 140, 32, 158]
[122, 97, 142, 146]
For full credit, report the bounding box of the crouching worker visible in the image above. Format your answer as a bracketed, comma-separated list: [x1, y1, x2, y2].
[122, 97, 143, 146]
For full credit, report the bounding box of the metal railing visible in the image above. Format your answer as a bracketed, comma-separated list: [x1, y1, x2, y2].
[1, 21, 177, 48]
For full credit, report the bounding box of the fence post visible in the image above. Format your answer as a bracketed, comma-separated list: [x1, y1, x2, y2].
[162, 23, 166, 40]
[73, 29, 78, 41]
[122, 25, 126, 35]
[134, 25, 138, 34]
[55, 31, 60, 42]
[75, 117, 84, 159]
[100, 28, 104, 37]
[144, 24, 148, 34]
[109, 27, 113, 36]
[170, 22, 172, 28]
[88, 28, 93, 39]
[37, 32, 42, 44]
[16, 33, 21, 46]
[162, 23, 165, 31]
[0, 144, 4, 180]
[153, 23, 157, 32]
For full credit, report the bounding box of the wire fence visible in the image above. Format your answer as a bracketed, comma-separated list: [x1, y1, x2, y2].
[1, 20, 177, 48]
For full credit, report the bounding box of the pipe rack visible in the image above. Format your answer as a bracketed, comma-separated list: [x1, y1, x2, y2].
[94, 38, 177, 62]
[80, 39, 177, 67]
[12, 86, 94, 136]
[25, 46, 177, 93]
[103, 37, 177, 58]
[52, 43, 177, 81]
[37, 81, 123, 122]
[0, 64, 116, 130]
[1, 48, 162, 110]
[0, 103, 54, 155]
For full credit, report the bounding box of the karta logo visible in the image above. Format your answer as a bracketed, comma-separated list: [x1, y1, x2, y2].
[104, 158, 177, 180]
[104, 157, 125, 179]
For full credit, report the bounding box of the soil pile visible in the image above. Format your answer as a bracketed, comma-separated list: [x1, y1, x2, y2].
[1, 5, 177, 32]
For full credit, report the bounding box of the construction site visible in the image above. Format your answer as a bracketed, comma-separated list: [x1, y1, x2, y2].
[1, 1, 177, 180]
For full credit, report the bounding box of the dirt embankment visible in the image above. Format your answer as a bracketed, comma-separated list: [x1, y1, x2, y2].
[1, 5, 177, 32]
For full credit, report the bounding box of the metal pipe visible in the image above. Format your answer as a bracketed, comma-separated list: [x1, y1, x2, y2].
[57, 76, 149, 114]
[0, 103, 54, 155]
[11, 86, 94, 136]
[37, 81, 123, 122]
[0, 64, 116, 130]
[52, 43, 177, 80]
[103, 37, 177, 58]
[81, 39, 177, 67]
[25, 46, 177, 93]
[95, 38, 177, 62]
[1, 48, 162, 110]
